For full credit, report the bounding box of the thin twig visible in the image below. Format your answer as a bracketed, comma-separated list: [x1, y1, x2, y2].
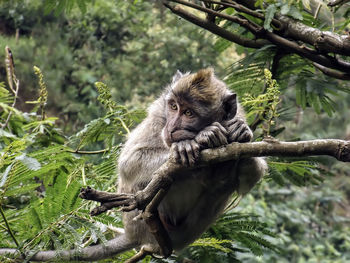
[0, 206, 19, 247]
[166, 0, 262, 34]
[163, 3, 268, 48]
[2, 46, 20, 131]
[68, 149, 110, 154]
[202, 0, 283, 29]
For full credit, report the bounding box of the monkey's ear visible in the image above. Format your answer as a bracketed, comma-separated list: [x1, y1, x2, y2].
[172, 70, 183, 84]
[223, 93, 237, 119]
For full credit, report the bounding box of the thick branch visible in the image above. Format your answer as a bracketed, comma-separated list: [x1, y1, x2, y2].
[277, 15, 350, 56]
[327, 0, 350, 7]
[132, 139, 350, 212]
[168, 0, 263, 34]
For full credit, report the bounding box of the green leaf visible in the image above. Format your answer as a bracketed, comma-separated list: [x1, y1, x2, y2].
[281, 4, 290, 15]
[264, 4, 277, 31]
[287, 5, 303, 20]
[15, 154, 41, 171]
[0, 164, 13, 188]
[5, 183, 42, 197]
[191, 238, 232, 253]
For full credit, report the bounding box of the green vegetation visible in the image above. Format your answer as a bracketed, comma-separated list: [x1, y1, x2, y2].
[1, 1, 350, 262]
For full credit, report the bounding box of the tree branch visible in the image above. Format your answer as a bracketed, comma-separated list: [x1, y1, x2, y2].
[313, 62, 350, 80]
[202, 0, 283, 30]
[163, 2, 268, 48]
[0, 235, 138, 262]
[276, 15, 350, 56]
[327, 0, 350, 7]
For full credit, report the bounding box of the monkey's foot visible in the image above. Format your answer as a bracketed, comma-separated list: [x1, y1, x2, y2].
[79, 187, 137, 215]
[125, 244, 164, 263]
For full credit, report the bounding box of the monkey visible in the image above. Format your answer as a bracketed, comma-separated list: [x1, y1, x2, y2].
[0, 68, 267, 262]
[117, 68, 267, 255]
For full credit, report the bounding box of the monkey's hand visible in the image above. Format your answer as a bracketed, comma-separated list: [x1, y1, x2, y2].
[171, 122, 228, 166]
[224, 117, 253, 143]
[195, 122, 228, 148]
[172, 140, 200, 167]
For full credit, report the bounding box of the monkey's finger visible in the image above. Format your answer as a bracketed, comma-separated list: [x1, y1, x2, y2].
[208, 131, 221, 147]
[121, 202, 138, 212]
[191, 141, 200, 161]
[171, 143, 181, 163]
[178, 142, 190, 166]
[211, 122, 228, 136]
[237, 129, 253, 143]
[208, 127, 228, 147]
[229, 125, 245, 142]
[195, 131, 211, 148]
[216, 130, 229, 145]
[185, 142, 196, 166]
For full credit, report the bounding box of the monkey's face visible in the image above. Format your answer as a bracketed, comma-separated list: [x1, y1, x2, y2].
[162, 95, 216, 147]
[161, 68, 238, 147]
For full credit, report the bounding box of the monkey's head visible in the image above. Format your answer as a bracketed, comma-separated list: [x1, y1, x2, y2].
[162, 68, 237, 147]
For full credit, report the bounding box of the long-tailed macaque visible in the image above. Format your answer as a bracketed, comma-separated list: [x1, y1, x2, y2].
[0, 68, 267, 261]
[118, 68, 267, 253]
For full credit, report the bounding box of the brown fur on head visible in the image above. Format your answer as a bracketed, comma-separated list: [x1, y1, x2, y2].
[171, 68, 227, 108]
[161, 68, 238, 147]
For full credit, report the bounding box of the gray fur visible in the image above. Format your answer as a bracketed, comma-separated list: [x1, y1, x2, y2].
[117, 69, 267, 253]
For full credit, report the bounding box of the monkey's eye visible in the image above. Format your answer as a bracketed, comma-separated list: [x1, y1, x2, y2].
[184, 109, 193, 117]
[170, 103, 178, 111]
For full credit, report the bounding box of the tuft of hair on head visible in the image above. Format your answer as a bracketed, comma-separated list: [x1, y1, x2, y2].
[189, 67, 224, 104]
[171, 67, 226, 107]
[190, 67, 214, 88]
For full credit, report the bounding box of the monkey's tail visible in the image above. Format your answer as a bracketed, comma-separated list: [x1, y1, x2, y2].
[0, 234, 138, 261]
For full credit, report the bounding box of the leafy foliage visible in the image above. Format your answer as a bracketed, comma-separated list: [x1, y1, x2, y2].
[0, 0, 223, 132]
[0, 67, 129, 261]
[0, 1, 350, 263]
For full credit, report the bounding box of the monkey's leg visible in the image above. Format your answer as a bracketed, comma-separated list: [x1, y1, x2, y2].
[80, 186, 134, 202]
[236, 157, 267, 195]
[80, 186, 137, 215]
[142, 189, 173, 257]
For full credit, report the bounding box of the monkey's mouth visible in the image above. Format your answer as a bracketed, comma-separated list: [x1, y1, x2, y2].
[159, 213, 186, 231]
[162, 128, 197, 147]
[170, 130, 197, 142]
